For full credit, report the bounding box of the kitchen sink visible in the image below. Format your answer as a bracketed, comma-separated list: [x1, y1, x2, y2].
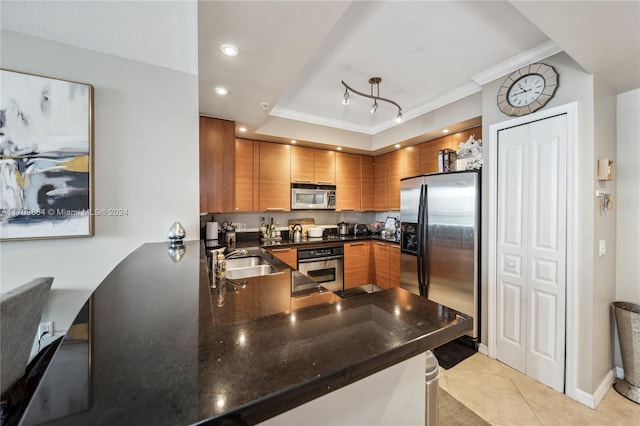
[224, 256, 282, 279]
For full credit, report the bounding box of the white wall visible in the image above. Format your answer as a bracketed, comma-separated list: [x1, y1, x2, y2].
[0, 31, 199, 342]
[615, 89, 640, 304]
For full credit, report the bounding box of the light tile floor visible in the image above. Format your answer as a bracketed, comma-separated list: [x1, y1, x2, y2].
[439, 353, 640, 425]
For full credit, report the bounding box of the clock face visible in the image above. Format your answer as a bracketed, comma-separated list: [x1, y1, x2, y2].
[497, 63, 558, 117]
[507, 74, 545, 107]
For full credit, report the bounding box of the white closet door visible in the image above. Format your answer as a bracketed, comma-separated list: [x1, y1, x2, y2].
[496, 114, 567, 392]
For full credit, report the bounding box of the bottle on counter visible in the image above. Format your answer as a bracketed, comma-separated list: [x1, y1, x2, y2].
[215, 252, 226, 280]
[260, 217, 267, 238]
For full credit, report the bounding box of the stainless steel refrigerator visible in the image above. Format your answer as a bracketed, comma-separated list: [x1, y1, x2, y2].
[400, 171, 480, 339]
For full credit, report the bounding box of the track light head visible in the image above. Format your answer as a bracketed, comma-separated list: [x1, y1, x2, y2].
[395, 110, 403, 123]
[370, 101, 378, 115]
[341, 78, 402, 124]
[342, 89, 350, 105]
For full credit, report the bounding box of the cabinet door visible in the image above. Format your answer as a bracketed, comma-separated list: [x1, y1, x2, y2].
[314, 149, 336, 184]
[267, 247, 297, 268]
[361, 156, 375, 211]
[374, 154, 388, 211]
[387, 150, 403, 211]
[259, 142, 291, 211]
[420, 135, 454, 174]
[450, 126, 482, 151]
[291, 146, 314, 184]
[388, 243, 401, 288]
[336, 152, 361, 211]
[344, 241, 371, 289]
[200, 116, 235, 213]
[234, 138, 256, 212]
[402, 145, 421, 179]
[258, 270, 291, 316]
[373, 242, 390, 287]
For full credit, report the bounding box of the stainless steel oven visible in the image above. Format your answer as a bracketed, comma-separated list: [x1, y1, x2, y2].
[296, 245, 344, 293]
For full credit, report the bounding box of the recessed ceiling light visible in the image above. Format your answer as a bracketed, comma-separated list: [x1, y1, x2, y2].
[214, 87, 229, 95]
[442, 129, 450, 134]
[220, 44, 238, 57]
[260, 102, 270, 111]
[394, 144, 401, 149]
[291, 140, 297, 144]
[337, 147, 342, 151]
[239, 127, 247, 132]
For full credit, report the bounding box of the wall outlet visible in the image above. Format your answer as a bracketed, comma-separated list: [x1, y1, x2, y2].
[39, 321, 53, 337]
[598, 239, 606, 256]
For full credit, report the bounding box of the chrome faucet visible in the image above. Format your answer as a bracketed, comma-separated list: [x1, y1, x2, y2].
[225, 248, 248, 259]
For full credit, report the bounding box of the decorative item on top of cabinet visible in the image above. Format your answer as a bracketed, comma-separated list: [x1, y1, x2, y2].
[336, 152, 361, 211]
[200, 116, 235, 213]
[259, 142, 291, 212]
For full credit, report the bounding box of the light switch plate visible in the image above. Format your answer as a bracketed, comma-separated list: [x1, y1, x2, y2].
[598, 239, 606, 256]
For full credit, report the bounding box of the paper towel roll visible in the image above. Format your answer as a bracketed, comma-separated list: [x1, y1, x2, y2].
[206, 222, 219, 240]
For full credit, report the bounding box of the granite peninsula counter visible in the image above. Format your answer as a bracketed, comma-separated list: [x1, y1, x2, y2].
[20, 241, 471, 426]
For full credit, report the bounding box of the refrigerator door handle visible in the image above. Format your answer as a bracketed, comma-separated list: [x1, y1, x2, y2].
[417, 184, 428, 297]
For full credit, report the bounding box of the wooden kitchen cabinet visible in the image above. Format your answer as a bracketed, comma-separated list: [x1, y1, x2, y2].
[336, 152, 361, 211]
[344, 241, 372, 289]
[267, 247, 297, 269]
[388, 243, 400, 288]
[200, 116, 235, 213]
[290, 146, 335, 185]
[372, 241, 400, 289]
[258, 270, 291, 316]
[374, 154, 387, 211]
[361, 155, 375, 211]
[291, 290, 337, 311]
[234, 138, 259, 212]
[373, 150, 402, 211]
[402, 145, 421, 179]
[386, 150, 402, 211]
[259, 142, 291, 211]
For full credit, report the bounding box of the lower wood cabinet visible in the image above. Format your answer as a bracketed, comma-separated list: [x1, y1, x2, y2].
[291, 290, 337, 311]
[372, 241, 400, 289]
[343, 241, 372, 289]
[266, 247, 297, 269]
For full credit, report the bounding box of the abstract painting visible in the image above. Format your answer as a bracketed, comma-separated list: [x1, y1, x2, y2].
[1, 69, 93, 240]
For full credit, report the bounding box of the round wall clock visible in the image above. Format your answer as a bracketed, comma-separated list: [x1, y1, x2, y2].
[497, 63, 558, 117]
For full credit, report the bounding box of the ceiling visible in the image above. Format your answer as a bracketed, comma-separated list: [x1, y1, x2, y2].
[2, 1, 638, 150]
[199, 1, 639, 144]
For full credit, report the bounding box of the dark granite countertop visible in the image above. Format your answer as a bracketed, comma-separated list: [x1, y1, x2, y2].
[20, 240, 471, 426]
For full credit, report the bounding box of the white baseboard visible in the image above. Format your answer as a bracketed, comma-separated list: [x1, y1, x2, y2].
[615, 366, 624, 379]
[574, 369, 615, 409]
[477, 343, 489, 356]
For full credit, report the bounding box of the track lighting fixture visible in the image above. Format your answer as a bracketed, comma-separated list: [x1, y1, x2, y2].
[341, 77, 403, 123]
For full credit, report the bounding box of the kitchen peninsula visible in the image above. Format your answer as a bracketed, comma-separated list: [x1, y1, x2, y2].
[20, 241, 471, 425]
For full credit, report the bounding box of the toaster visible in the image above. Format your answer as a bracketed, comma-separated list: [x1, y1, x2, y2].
[354, 224, 368, 236]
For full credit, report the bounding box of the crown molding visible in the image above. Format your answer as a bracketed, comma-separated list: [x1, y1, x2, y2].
[470, 40, 562, 86]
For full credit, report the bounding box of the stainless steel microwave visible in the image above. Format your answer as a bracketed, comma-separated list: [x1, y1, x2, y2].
[291, 183, 336, 210]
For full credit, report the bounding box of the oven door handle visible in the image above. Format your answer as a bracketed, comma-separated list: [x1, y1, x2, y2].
[297, 255, 343, 263]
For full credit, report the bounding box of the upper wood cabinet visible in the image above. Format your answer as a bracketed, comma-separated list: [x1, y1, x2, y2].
[234, 138, 259, 212]
[361, 155, 375, 211]
[259, 142, 291, 212]
[291, 146, 335, 185]
[402, 145, 421, 179]
[374, 154, 387, 211]
[335, 152, 361, 211]
[451, 126, 482, 148]
[200, 116, 235, 213]
[374, 150, 402, 211]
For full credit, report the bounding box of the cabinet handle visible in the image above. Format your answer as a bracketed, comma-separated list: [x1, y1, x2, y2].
[389, 208, 400, 211]
[349, 242, 364, 247]
[271, 248, 291, 252]
[390, 245, 400, 249]
[340, 208, 355, 211]
[317, 181, 334, 184]
[266, 208, 285, 211]
[294, 180, 312, 183]
[376, 242, 386, 246]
